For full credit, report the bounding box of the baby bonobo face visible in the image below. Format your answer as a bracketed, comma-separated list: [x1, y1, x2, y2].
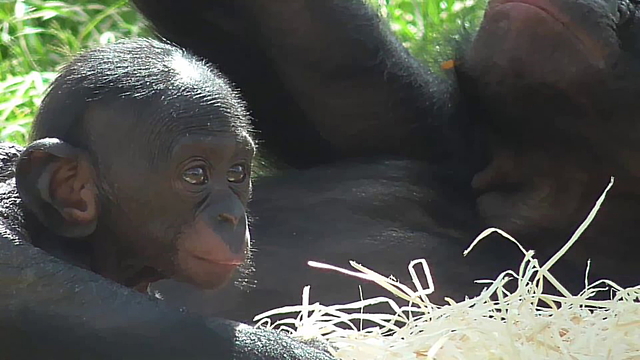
[88, 109, 256, 290]
[168, 132, 255, 288]
[16, 39, 256, 291]
[17, 108, 255, 292]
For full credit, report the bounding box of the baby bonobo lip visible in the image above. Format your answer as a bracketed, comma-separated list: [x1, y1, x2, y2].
[175, 217, 249, 289]
[189, 251, 246, 266]
[175, 250, 246, 289]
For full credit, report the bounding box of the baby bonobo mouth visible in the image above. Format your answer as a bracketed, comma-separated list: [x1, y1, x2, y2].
[173, 216, 250, 289]
[191, 254, 245, 266]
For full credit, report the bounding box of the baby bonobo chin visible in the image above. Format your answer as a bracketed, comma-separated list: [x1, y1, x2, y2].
[15, 38, 255, 292]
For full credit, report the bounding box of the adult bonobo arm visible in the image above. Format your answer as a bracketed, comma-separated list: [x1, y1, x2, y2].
[132, 0, 457, 167]
[0, 228, 333, 360]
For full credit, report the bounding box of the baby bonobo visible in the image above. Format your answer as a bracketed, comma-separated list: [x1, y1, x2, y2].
[16, 38, 254, 291]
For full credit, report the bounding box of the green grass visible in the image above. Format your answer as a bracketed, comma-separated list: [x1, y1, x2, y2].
[372, 0, 485, 67]
[0, 0, 485, 146]
[0, 0, 150, 144]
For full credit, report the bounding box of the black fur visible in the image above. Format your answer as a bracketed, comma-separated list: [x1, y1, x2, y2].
[135, 0, 640, 321]
[0, 141, 334, 359]
[0, 38, 335, 359]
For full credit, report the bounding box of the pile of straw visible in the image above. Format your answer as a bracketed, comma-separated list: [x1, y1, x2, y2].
[255, 179, 640, 359]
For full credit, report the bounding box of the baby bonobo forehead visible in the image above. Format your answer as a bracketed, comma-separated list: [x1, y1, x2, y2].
[62, 39, 254, 167]
[170, 129, 255, 164]
[83, 98, 254, 170]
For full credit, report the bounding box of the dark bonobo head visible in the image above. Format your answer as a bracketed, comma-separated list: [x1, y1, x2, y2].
[15, 39, 255, 290]
[456, 0, 640, 238]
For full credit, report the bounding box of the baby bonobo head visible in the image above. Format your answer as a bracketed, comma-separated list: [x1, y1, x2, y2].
[15, 39, 255, 291]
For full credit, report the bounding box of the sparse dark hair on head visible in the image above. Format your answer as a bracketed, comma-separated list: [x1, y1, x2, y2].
[31, 38, 250, 150]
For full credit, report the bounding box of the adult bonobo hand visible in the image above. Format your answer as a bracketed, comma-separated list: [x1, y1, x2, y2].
[0, 39, 335, 359]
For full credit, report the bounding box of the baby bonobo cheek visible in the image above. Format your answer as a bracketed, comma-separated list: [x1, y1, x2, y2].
[174, 218, 249, 289]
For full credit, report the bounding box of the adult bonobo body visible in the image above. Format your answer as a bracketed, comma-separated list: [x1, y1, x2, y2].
[135, 0, 640, 321]
[0, 39, 334, 360]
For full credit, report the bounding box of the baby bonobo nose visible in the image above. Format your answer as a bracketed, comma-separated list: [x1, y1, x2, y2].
[218, 213, 239, 228]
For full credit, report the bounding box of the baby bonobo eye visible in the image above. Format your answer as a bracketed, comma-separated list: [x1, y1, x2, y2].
[226, 164, 247, 183]
[182, 166, 208, 185]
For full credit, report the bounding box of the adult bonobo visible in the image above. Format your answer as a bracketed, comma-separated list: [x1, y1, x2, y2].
[0, 39, 334, 360]
[135, 0, 640, 321]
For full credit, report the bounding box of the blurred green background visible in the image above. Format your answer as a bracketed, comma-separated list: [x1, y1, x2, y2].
[0, 0, 486, 146]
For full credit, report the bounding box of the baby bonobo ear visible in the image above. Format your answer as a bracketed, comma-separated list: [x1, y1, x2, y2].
[16, 138, 98, 238]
